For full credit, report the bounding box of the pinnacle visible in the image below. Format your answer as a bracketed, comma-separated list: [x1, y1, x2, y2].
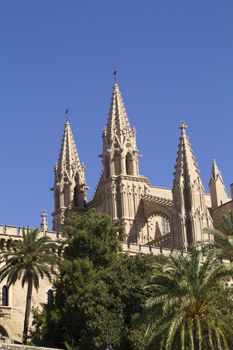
[211, 159, 220, 180]
[173, 122, 203, 187]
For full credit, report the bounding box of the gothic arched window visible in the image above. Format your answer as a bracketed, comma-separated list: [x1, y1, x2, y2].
[114, 151, 121, 175]
[74, 185, 79, 207]
[2, 286, 8, 306]
[126, 153, 133, 175]
[55, 190, 60, 210]
[105, 158, 110, 178]
[47, 289, 54, 305]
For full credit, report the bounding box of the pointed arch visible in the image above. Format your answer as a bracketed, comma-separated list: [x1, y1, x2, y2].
[126, 152, 133, 175]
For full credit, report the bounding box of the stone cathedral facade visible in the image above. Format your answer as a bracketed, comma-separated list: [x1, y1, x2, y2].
[52, 82, 233, 251]
[0, 81, 232, 342]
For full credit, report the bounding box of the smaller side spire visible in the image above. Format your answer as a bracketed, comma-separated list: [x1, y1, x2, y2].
[209, 159, 229, 209]
[52, 114, 88, 231]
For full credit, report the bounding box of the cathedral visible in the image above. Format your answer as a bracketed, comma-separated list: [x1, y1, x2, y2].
[52, 81, 233, 251]
[0, 81, 232, 342]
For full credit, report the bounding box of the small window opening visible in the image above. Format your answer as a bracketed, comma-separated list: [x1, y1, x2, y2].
[2, 286, 8, 306]
[47, 289, 54, 305]
[105, 159, 110, 178]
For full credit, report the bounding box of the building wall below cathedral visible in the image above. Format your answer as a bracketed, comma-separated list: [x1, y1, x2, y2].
[0, 226, 59, 342]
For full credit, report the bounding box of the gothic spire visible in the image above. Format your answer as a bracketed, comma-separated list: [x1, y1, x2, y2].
[52, 115, 87, 232]
[173, 122, 203, 189]
[101, 82, 139, 178]
[106, 82, 132, 142]
[57, 119, 85, 183]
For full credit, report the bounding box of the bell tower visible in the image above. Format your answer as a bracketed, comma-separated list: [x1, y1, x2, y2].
[52, 112, 87, 231]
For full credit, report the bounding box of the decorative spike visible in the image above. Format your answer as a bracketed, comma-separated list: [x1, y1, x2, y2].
[174, 122, 203, 187]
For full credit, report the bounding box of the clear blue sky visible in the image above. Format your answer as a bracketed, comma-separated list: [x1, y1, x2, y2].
[0, 1, 233, 228]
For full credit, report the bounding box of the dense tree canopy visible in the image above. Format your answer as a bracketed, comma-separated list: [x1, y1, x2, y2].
[31, 210, 160, 349]
[31, 210, 233, 349]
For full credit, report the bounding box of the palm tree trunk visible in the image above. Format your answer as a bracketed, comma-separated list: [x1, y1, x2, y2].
[194, 328, 200, 350]
[22, 277, 33, 344]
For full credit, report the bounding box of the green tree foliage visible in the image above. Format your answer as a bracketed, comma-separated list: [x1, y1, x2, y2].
[64, 209, 124, 267]
[31, 210, 160, 349]
[143, 250, 233, 350]
[0, 229, 58, 344]
[203, 210, 233, 259]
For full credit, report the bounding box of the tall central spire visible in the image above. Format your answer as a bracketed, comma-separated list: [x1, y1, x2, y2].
[102, 82, 139, 178]
[106, 83, 132, 143]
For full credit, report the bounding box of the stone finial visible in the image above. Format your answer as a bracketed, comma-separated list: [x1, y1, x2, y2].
[41, 210, 48, 232]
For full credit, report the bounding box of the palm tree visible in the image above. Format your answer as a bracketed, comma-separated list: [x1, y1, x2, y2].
[203, 210, 233, 260]
[143, 250, 233, 350]
[0, 229, 58, 344]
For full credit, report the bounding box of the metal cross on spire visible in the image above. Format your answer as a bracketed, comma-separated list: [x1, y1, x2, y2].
[65, 108, 69, 122]
[113, 70, 117, 83]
